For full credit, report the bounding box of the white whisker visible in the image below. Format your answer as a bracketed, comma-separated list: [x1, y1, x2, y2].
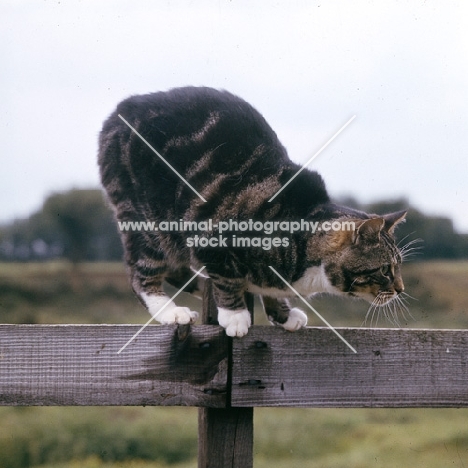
[391, 299, 402, 327]
[395, 295, 410, 317]
[363, 289, 416, 328]
[398, 294, 416, 321]
[401, 238, 424, 249]
[397, 232, 416, 247]
[399, 238, 424, 262]
[401, 291, 418, 302]
[362, 294, 380, 327]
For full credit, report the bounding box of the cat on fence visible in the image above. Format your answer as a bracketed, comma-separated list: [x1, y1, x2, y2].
[98, 86, 409, 337]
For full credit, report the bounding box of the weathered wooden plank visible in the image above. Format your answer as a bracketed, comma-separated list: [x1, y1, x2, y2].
[0, 324, 228, 407]
[4, 324, 468, 408]
[231, 326, 468, 407]
[198, 407, 253, 468]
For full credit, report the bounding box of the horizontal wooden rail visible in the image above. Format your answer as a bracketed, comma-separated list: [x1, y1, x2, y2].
[0, 324, 228, 407]
[1, 325, 468, 407]
[232, 327, 468, 407]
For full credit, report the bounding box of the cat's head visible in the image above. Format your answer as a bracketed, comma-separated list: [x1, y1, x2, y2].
[320, 210, 407, 306]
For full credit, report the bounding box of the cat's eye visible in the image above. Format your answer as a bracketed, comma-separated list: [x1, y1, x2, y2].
[380, 264, 392, 277]
[353, 278, 370, 286]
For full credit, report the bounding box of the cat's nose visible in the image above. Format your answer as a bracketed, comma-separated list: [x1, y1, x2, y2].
[394, 278, 404, 294]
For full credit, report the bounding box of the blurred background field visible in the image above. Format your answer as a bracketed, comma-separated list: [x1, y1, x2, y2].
[1, 188, 468, 468]
[2, 259, 468, 329]
[1, 259, 468, 468]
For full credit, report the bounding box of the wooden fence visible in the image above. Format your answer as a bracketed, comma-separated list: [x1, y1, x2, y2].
[1, 282, 468, 467]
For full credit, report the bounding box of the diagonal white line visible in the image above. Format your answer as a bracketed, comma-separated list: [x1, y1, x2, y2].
[118, 114, 207, 203]
[117, 266, 206, 354]
[268, 266, 357, 353]
[268, 115, 356, 202]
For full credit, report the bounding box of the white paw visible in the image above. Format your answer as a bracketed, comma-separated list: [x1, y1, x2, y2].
[141, 292, 198, 324]
[157, 306, 199, 325]
[218, 308, 252, 338]
[280, 308, 308, 331]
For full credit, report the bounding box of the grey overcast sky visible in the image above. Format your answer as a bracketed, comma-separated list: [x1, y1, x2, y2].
[2, 1, 468, 231]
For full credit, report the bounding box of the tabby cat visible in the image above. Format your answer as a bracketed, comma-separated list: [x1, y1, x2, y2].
[98, 86, 407, 337]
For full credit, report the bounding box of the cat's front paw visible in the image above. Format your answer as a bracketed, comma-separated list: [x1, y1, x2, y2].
[217, 308, 251, 338]
[142, 293, 199, 325]
[157, 306, 199, 325]
[279, 308, 308, 331]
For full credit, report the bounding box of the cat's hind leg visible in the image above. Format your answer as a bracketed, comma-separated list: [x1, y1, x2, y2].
[139, 290, 198, 325]
[262, 296, 307, 331]
[125, 233, 198, 324]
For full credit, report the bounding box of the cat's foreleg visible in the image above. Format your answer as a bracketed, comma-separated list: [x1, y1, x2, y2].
[210, 278, 251, 338]
[129, 263, 199, 324]
[217, 308, 252, 338]
[262, 296, 308, 331]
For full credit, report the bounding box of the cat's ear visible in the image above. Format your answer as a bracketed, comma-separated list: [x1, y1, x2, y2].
[353, 217, 385, 243]
[383, 210, 407, 234]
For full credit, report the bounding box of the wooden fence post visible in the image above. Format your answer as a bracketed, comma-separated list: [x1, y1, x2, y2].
[198, 280, 254, 468]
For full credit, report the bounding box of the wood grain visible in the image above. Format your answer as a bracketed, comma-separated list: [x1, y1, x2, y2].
[2, 324, 468, 408]
[231, 326, 468, 407]
[198, 280, 254, 468]
[198, 407, 253, 468]
[0, 324, 228, 407]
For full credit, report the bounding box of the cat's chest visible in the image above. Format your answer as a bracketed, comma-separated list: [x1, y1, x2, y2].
[247, 265, 335, 298]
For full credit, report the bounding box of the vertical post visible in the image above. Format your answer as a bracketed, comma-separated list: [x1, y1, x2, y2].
[198, 280, 254, 468]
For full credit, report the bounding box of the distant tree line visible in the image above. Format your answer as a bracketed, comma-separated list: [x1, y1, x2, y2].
[0, 189, 466, 262]
[0, 189, 123, 263]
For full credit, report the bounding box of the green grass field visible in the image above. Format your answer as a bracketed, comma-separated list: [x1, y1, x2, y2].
[1, 260, 468, 467]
